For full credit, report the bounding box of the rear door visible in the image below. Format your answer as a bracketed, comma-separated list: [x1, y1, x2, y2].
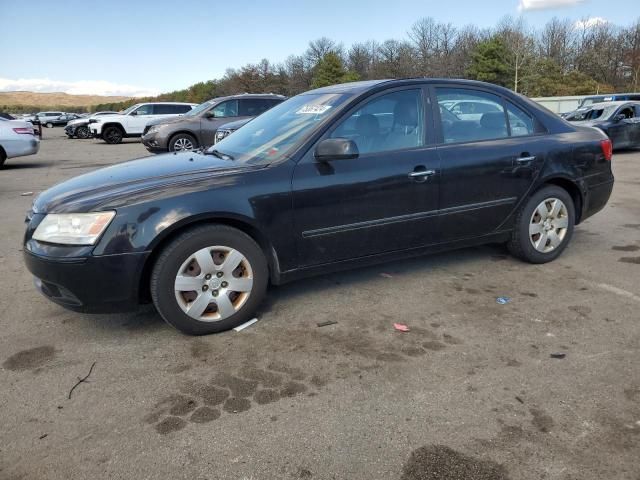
[291, 86, 441, 266]
[433, 86, 543, 241]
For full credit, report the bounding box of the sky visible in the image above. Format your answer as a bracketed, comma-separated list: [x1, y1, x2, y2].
[0, 0, 637, 97]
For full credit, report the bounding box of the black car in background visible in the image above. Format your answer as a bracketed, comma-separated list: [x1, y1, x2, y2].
[565, 101, 640, 149]
[24, 79, 613, 335]
[65, 111, 119, 139]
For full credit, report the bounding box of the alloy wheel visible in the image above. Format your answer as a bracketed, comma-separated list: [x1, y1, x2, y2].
[174, 246, 254, 322]
[529, 197, 569, 253]
[173, 137, 194, 151]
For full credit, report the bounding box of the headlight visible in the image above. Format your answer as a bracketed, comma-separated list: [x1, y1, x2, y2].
[147, 126, 159, 134]
[33, 212, 116, 245]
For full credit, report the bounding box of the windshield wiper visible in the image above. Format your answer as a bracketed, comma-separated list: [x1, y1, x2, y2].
[204, 149, 234, 160]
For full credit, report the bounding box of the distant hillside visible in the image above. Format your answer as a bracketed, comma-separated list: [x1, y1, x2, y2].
[0, 91, 132, 113]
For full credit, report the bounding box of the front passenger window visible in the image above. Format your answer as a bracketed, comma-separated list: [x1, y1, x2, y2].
[330, 89, 424, 155]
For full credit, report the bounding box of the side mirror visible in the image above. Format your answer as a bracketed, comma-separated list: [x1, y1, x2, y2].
[315, 138, 359, 161]
[129, 110, 137, 116]
[205, 111, 216, 118]
[613, 114, 625, 122]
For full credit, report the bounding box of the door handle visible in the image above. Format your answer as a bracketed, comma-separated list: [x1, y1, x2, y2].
[408, 169, 435, 179]
[516, 155, 536, 163]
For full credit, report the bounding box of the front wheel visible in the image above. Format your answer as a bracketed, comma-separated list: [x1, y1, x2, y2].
[103, 126, 123, 144]
[169, 133, 198, 152]
[76, 126, 90, 139]
[150, 225, 268, 335]
[508, 185, 575, 264]
[46, 122, 53, 128]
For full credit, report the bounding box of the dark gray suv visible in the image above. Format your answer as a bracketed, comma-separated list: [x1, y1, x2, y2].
[141, 93, 285, 152]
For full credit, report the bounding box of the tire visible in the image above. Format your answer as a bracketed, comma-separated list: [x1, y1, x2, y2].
[508, 185, 575, 264]
[169, 133, 198, 152]
[0, 149, 6, 168]
[103, 126, 123, 144]
[76, 126, 90, 139]
[150, 224, 268, 335]
[46, 122, 53, 128]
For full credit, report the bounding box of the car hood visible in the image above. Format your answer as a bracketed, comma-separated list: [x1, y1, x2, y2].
[33, 152, 261, 214]
[66, 118, 87, 126]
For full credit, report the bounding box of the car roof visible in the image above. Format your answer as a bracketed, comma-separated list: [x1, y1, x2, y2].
[206, 93, 287, 103]
[304, 78, 524, 96]
[589, 100, 640, 108]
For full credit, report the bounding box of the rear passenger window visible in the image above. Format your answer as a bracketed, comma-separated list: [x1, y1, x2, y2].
[154, 104, 187, 115]
[239, 99, 273, 116]
[436, 88, 508, 143]
[173, 105, 192, 114]
[506, 102, 534, 136]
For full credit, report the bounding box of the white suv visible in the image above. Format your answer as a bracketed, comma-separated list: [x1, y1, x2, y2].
[90, 102, 197, 144]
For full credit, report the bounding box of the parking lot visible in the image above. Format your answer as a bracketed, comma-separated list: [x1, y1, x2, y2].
[0, 128, 639, 479]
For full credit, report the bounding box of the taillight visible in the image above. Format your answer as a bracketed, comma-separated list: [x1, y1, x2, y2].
[13, 127, 34, 135]
[600, 138, 612, 161]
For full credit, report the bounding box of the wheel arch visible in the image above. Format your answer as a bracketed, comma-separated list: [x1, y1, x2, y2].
[137, 214, 280, 304]
[167, 129, 200, 145]
[168, 130, 199, 148]
[101, 122, 125, 133]
[537, 176, 584, 224]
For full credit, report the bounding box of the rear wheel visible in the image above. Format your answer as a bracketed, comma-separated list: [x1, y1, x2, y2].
[46, 122, 53, 128]
[150, 225, 268, 335]
[103, 126, 123, 144]
[0, 149, 6, 168]
[508, 185, 575, 264]
[169, 133, 198, 152]
[76, 126, 90, 139]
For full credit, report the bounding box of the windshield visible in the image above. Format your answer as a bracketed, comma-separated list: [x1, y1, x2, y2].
[120, 104, 141, 115]
[206, 93, 353, 164]
[565, 105, 616, 122]
[185, 100, 215, 117]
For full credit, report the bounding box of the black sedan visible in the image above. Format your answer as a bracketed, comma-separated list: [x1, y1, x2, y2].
[565, 101, 640, 149]
[23, 79, 614, 335]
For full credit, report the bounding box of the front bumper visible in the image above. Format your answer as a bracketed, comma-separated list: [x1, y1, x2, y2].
[24, 249, 150, 313]
[141, 132, 168, 152]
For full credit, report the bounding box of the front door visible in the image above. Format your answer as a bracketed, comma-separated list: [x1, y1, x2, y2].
[127, 104, 154, 134]
[292, 87, 440, 267]
[433, 86, 542, 241]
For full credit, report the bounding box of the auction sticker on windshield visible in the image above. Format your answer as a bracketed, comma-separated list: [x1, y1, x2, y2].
[296, 105, 332, 114]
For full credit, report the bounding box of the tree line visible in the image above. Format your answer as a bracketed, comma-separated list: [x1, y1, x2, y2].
[82, 14, 637, 111]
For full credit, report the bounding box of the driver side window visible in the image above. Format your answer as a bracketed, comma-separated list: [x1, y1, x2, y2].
[134, 104, 153, 115]
[212, 100, 239, 118]
[329, 89, 424, 155]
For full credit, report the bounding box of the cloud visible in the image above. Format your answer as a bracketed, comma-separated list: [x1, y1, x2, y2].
[0, 77, 160, 97]
[518, 0, 584, 11]
[574, 17, 608, 29]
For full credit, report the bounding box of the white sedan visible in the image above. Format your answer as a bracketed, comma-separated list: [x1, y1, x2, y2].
[0, 118, 40, 167]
